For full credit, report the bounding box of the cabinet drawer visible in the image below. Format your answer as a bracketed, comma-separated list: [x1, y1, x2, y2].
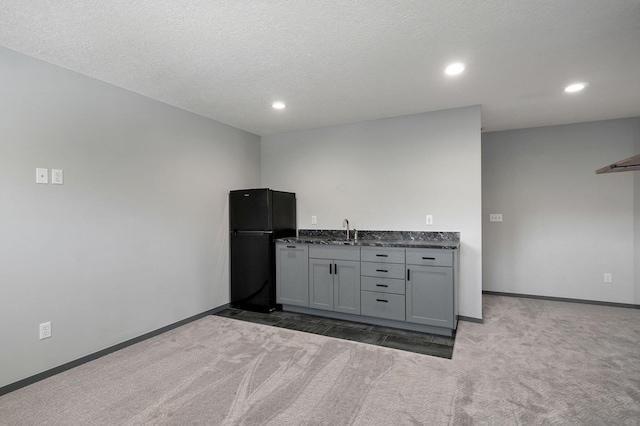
[361, 262, 405, 279]
[361, 247, 405, 264]
[361, 276, 405, 295]
[309, 245, 360, 261]
[361, 291, 405, 321]
[406, 249, 453, 267]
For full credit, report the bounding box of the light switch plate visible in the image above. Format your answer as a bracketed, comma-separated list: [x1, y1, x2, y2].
[36, 168, 48, 184]
[426, 215, 433, 225]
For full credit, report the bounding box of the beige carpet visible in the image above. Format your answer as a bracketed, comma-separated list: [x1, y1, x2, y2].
[1, 295, 639, 425]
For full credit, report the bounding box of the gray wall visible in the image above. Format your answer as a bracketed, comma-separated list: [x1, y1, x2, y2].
[261, 106, 483, 320]
[483, 118, 639, 303]
[0, 48, 261, 388]
[636, 134, 640, 304]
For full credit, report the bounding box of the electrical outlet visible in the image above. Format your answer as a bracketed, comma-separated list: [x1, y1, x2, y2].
[490, 214, 503, 222]
[36, 168, 48, 184]
[52, 169, 63, 185]
[311, 215, 317, 225]
[39, 322, 51, 340]
[426, 215, 433, 225]
[604, 273, 612, 283]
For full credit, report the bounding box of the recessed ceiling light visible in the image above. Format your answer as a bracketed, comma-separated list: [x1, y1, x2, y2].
[272, 101, 286, 109]
[564, 83, 586, 93]
[445, 63, 465, 76]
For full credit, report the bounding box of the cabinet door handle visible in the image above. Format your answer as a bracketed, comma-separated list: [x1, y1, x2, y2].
[376, 269, 388, 273]
[376, 284, 388, 287]
[376, 254, 388, 257]
[329, 264, 332, 274]
[334, 264, 337, 274]
[422, 257, 436, 260]
[376, 299, 388, 303]
[407, 269, 411, 280]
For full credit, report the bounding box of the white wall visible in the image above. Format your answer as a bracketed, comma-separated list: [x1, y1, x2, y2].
[0, 47, 261, 388]
[261, 106, 482, 319]
[482, 118, 639, 304]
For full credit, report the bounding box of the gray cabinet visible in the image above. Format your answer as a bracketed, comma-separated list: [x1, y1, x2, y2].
[309, 246, 361, 314]
[406, 249, 455, 328]
[276, 243, 309, 307]
[309, 258, 333, 311]
[360, 247, 406, 321]
[277, 242, 458, 336]
[361, 291, 405, 321]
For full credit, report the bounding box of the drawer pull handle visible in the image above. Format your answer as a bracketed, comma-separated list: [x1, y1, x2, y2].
[376, 254, 388, 257]
[376, 269, 388, 273]
[376, 284, 388, 287]
[287, 245, 296, 248]
[422, 257, 436, 260]
[407, 269, 410, 280]
[376, 299, 388, 303]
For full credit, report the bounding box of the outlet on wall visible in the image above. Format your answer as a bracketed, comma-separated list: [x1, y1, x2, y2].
[311, 215, 317, 225]
[426, 215, 433, 225]
[52, 169, 63, 185]
[604, 273, 612, 283]
[39, 322, 51, 340]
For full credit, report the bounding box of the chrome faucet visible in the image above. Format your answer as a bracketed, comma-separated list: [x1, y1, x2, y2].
[343, 219, 349, 239]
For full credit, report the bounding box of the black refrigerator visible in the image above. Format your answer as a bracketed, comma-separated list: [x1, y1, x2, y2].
[229, 188, 296, 312]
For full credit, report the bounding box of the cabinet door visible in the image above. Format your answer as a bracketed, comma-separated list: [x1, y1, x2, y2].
[334, 260, 361, 315]
[309, 259, 334, 311]
[276, 244, 309, 306]
[406, 265, 454, 328]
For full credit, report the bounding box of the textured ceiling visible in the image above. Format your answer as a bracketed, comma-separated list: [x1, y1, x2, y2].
[1, 1, 639, 136]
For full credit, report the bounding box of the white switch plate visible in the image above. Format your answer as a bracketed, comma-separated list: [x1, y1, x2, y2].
[52, 169, 63, 185]
[426, 215, 433, 225]
[311, 215, 317, 225]
[36, 168, 48, 184]
[604, 273, 612, 283]
[489, 214, 503, 222]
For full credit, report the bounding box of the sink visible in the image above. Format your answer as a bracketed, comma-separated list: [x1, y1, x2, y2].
[325, 238, 357, 245]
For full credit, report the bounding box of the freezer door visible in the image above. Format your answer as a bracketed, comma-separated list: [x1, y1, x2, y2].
[272, 190, 296, 236]
[230, 232, 275, 311]
[229, 189, 271, 231]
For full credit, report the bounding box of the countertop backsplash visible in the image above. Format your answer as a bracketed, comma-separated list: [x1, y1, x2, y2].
[298, 229, 460, 242]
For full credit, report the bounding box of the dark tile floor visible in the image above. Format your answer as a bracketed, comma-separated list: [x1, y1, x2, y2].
[214, 308, 455, 359]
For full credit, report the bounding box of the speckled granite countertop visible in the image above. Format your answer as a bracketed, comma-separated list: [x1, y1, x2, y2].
[277, 230, 460, 250]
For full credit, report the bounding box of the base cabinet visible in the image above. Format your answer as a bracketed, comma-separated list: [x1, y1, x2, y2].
[276, 244, 309, 307]
[333, 260, 361, 314]
[406, 262, 455, 328]
[309, 259, 333, 311]
[277, 242, 457, 336]
[309, 246, 361, 315]
[361, 291, 405, 321]
[310, 259, 361, 313]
